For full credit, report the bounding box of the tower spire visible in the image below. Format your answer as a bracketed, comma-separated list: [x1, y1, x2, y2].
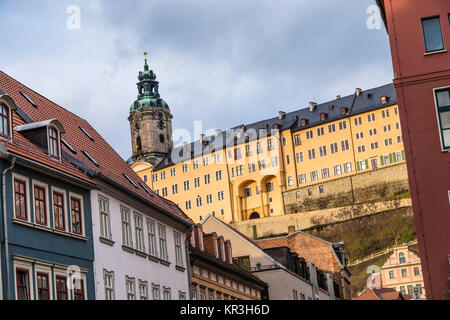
[128, 52, 174, 165]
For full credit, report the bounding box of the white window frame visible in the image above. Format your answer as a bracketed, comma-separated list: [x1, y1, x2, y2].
[134, 213, 145, 252]
[174, 231, 184, 267]
[125, 276, 136, 300]
[12, 173, 31, 223]
[69, 192, 85, 236]
[51, 186, 69, 233]
[158, 224, 168, 261]
[13, 259, 34, 300]
[98, 195, 112, 240]
[139, 280, 148, 300]
[103, 269, 115, 300]
[31, 179, 50, 228]
[35, 264, 53, 300]
[147, 218, 158, 258]
[121, 206, 133, 248]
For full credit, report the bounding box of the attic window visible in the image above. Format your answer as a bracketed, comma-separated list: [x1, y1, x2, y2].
[340, 107, 348, 116]
[381, 96, 389, 104]
[79, 126, 94, 141]
[20, 92, 37, 108]
[139, 182, 153, 196]
[48, 126, 60, 160]
[301, 118, 308, 127]
[367, 93, 373, 99]
[123, 174, 138, 188]
[320, 113, 328, 121]
[61, 138, 77, 154]
[82, 151, 99, 167]
[329, 105, 334, 111]
[0, 103, 11, 139]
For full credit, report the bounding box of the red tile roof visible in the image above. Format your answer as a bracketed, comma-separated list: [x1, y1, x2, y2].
[0, 71, 193, 225]
[354, 287, 406, 300]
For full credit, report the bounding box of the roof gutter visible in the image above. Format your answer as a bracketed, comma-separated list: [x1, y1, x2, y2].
[0, 146, 16, 300]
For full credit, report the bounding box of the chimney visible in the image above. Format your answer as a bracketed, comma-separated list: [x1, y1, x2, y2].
[336, 95, 341, 100]
[309, 102, 317, 112]
[194, 224, 204, 251]
[204, 233, 219, 259]
[189, 229, 195, 248]
[217, 236, 225, 262]
[278, 111, 286, 120]
[355, 88, 362, 97]
[224, 240, 233, 264]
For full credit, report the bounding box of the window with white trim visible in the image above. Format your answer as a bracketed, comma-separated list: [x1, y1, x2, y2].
[0, 103, 11, 139]
[174, 232, 184, 267]
[104, 270, 115, 300]
[158, 224, 168, 261]
[134, 213, 145, 252]
[163, 287, 171, 300]
[126, 276, 136, 300]
[152, 284, 161, 300]
[121, 207, 133, 248]
[139, 280, 148, 300]
[147, 219, 158, 257]
[99, 196, 112, 240]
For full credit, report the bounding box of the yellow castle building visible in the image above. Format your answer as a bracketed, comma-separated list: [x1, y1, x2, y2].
[129, 60, 407, 225]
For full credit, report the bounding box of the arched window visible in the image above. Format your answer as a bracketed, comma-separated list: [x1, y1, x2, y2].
[48, 126, 60, 159]
[136, 136, 142, 151]
[399, 252, 406, 264]
[159, 134, 165, 144]
[249, 212, 260, 220]
[0, 103, 10, 138]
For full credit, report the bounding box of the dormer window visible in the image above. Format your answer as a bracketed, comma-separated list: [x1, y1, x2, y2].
[48, 126, 60, 160]
[381, 96, 388, 104]
[0, 94, 17, 141]
[0, 103, 10, 139]
[14, 119, 65, 162]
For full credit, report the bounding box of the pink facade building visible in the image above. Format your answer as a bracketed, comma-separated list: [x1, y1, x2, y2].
[380, 245, 425, 299]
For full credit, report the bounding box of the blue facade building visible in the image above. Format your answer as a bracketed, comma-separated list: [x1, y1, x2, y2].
[0, 91, 96, 300]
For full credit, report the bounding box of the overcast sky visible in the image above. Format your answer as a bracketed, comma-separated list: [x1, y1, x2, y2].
[0, 0, 393, 160]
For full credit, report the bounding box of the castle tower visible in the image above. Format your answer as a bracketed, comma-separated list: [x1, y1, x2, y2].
[129, 57, 173, 166]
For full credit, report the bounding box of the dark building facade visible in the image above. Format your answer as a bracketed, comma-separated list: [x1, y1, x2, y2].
[377, 0, 450, 299]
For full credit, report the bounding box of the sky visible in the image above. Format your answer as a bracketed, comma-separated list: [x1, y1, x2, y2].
[0, 0, 394, 160]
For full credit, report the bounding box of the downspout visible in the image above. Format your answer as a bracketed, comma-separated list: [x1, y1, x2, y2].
[185, 224, 193, 300]
[2, 155, 16, 300]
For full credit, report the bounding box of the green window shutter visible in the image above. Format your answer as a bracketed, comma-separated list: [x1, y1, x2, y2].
[356, 161, 360, 171]
[365, 159, 369, 170]
[380, 156, 384, 166]
[392, 152, 397, 162]
[389, 153, 393, 164]
[401, 150, 405, 161]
